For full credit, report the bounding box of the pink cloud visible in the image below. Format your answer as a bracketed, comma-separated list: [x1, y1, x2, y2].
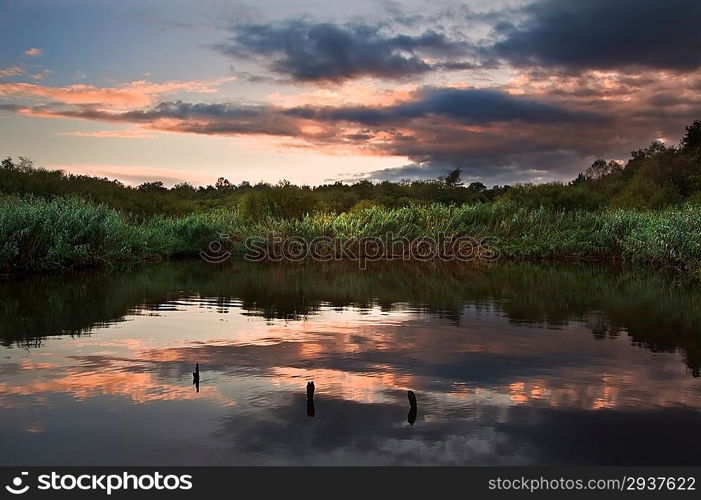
[49, 164, 215, 187]
[267, 81, 417, 108]
[0, 77, 234, 110]
[24, 48, 42, 57]
[58, 128, 155, 139]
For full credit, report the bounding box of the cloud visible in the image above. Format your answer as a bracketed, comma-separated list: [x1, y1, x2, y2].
[57, 128, 155, 139]
[267, 81, 417, 108]
[0, 104, 24, 113]
[0, 66, 25, 78]
[46, 164, 213, 187]
[0, 78, 232, 110]
[31, 69, 50, 81]
[216, 20, 474, 82]
[363, 151, 587, 185]
[491, 0, 701, 72]
[23, 47, 42, 57]
[38, 101, 305, 137]
[286, 87, 602, 126]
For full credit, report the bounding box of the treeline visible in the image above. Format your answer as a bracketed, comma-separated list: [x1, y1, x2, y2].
[0, 157, 499, 218]
[505, 120, 701, 211]
[2, 120, 700, 218]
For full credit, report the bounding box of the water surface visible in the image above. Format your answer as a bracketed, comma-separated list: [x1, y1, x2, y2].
[1, 261, 700, 465]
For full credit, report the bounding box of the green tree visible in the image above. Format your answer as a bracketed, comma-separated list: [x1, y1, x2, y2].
[681, 120, 701, 151]
[610, 177, 680, 209]
[441, 168, 463, 187]
[468, 181, 486, 193]
[1, 156, 16, 170]
[137, 181, 167, 192]
[215, 177, 232, 190]
[586, 159, 609, 179]
[173, 182, 196, 193]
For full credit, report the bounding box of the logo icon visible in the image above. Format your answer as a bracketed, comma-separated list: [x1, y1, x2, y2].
[200, 235, 232, 264]
[5, 472, 30, 495]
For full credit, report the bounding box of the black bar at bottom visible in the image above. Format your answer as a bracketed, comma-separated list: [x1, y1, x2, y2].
[0, 467, 699, 499]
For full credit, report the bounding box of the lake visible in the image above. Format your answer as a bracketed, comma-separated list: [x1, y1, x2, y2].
[1, 260, 700, 465]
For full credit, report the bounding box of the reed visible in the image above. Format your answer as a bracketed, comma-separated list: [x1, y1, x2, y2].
[2, 196, 700, 276]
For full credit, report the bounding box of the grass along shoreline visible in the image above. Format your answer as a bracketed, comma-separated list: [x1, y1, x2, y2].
[1, 195, 700, 277]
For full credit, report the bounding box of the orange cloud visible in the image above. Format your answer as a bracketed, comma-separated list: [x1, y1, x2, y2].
[24, 47, 42, 57]
[268, 81, 417, 108]
[506, 68, 701, 113]
[0, 77, 234, 110]
[47, 163, 215, 186]
[58, 128, 155, 138]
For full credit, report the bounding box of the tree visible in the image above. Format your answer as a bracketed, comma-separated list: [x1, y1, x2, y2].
[568, 172, 588, 186]
[631, 141, 669, 161]
[607, 160, 623, 175]
[585, 159, 623, 180]
[16, 156, 35, 172]
[586, 159, 609, 179]
[610, 176, 680, 209]
[441, 168, 463, 187]
[1, 156, 15, 170]
[215, 177, 232, 190]
[172, 182, 196, 193]
[468, 181, 486, 193]
[137, 181, 166, 192]
[681, 120, 701, 151]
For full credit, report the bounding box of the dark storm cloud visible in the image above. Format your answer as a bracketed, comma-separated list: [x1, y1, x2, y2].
[43, 101, 302, 136]
[39, 101, 267, 122]
[0, 104, 24, 112]
[216, 20, 474, 82]
[492, 0, 701, 72]
[364, 151, 587, 186]
[122, 101, 268, 122]
[214, 0, 701, 82]
[287, 87, 602, 125]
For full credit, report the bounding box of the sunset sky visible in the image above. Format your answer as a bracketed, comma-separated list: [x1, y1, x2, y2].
[1, 0, 700, 187]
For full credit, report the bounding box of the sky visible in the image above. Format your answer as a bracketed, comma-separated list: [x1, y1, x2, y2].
[1, 0, 700, 187]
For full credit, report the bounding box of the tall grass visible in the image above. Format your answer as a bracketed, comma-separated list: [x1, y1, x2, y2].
[0, 196, 145, 272]
[2, 196, 701, 276]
